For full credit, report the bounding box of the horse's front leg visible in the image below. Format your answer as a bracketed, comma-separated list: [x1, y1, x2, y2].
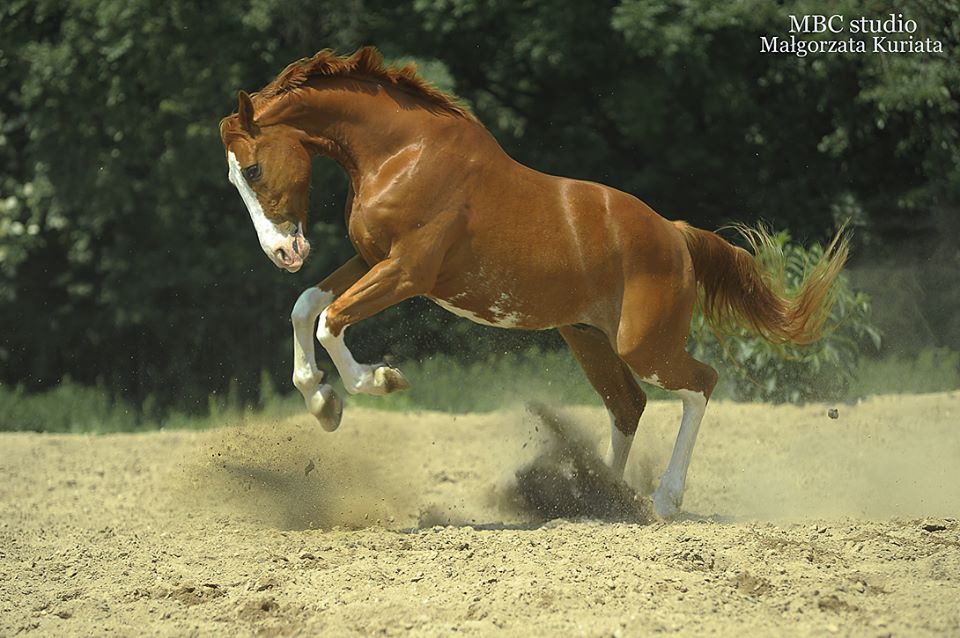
[317, 255, 431, 396]
[291, 255, 369, 431]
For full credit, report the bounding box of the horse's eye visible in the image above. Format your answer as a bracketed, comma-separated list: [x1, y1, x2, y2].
[242, 163, 262, 182]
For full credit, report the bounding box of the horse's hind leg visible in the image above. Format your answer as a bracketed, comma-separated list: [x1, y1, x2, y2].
[627, 348, 717, 518]
[614, 303, 718, 518]
[651, 355, 716, 518]
[559, 324, 647, 477]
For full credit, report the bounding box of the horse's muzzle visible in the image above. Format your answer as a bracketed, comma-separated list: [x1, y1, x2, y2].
[273, 235, 311, 272]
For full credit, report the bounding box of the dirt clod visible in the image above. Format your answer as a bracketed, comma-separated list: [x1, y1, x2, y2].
[238, 597, 279, 621]
[734, 571, 772, 596]
[921, 521, 948, 532]
[166, 584, 225, 606]
[818, 594, 857, 613]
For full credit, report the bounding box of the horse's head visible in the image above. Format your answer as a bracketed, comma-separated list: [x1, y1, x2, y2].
[220, 91, 312, 272]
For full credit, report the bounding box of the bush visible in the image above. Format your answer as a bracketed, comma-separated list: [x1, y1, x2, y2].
[689, 230, 881, 403]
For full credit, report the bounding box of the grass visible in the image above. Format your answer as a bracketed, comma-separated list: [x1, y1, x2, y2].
[2, 348, 956, 433]
[0, 380, 218, 434]
[342, 348, 670, 413]
[847, 347, 960, 396]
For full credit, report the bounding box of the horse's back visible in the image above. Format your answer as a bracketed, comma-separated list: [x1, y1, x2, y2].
[535, 172, 694, 288]
[432, 159, 695, 331]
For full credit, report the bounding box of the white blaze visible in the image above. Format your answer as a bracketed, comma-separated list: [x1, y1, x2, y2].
[226, 150, 287, 260]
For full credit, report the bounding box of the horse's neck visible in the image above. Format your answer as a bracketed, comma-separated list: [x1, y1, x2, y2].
[289, 85, 439, 185]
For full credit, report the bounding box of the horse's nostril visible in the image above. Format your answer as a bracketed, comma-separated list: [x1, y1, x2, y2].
[274, 248, 290, 264]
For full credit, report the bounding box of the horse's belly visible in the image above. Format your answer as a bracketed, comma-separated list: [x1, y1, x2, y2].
[428, 294, 533, 329]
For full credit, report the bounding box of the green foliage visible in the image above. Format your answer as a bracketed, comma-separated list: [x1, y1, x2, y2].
[0, 0, 365, 410]
[689, 231, 881, 403]
[387, 0, 960, 348]
[1, 0, 958, 416]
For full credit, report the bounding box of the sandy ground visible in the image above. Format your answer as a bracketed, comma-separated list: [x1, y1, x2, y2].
[1, 392, 959, 637]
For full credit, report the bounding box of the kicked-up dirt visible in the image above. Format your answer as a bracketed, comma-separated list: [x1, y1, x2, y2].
[1, 392, 958, 636]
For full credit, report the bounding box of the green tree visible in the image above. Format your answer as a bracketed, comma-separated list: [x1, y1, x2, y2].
[2, 0, 955, 416]
[0, 0, 366, 411]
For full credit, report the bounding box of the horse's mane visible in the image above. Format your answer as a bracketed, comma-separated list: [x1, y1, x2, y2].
[252, 46, 476, 121]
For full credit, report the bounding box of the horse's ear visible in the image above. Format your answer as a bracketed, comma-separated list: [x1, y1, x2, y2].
[237, 90, 256, 134]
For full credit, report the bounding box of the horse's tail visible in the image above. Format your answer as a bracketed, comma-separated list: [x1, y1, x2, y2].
[674, 221, 849, 344]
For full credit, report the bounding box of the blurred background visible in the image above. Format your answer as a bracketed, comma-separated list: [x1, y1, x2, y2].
[1, 0, 958, 431]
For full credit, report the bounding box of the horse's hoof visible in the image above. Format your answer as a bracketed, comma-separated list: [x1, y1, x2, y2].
[309, 383, 342, 432]
[374, 364, 411, 393]
[652, 488, 682, 520]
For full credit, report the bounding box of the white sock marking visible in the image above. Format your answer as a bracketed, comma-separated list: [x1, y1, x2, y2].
[291, 288, 341, 427]
[604, 409, 635, 478]
[316, 308, 390, 395]
[654, 389, 707, 517]
[291, 287, 332, 392]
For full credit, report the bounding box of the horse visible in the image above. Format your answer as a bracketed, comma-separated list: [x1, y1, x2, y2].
[219, 47, 848, 519]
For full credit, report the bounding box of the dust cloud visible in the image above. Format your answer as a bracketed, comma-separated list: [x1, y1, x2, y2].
[179, 417, 416, 530]
[174, 394, 960, 529]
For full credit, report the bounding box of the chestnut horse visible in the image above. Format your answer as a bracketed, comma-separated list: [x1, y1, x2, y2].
[220, 47, 848, 518]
